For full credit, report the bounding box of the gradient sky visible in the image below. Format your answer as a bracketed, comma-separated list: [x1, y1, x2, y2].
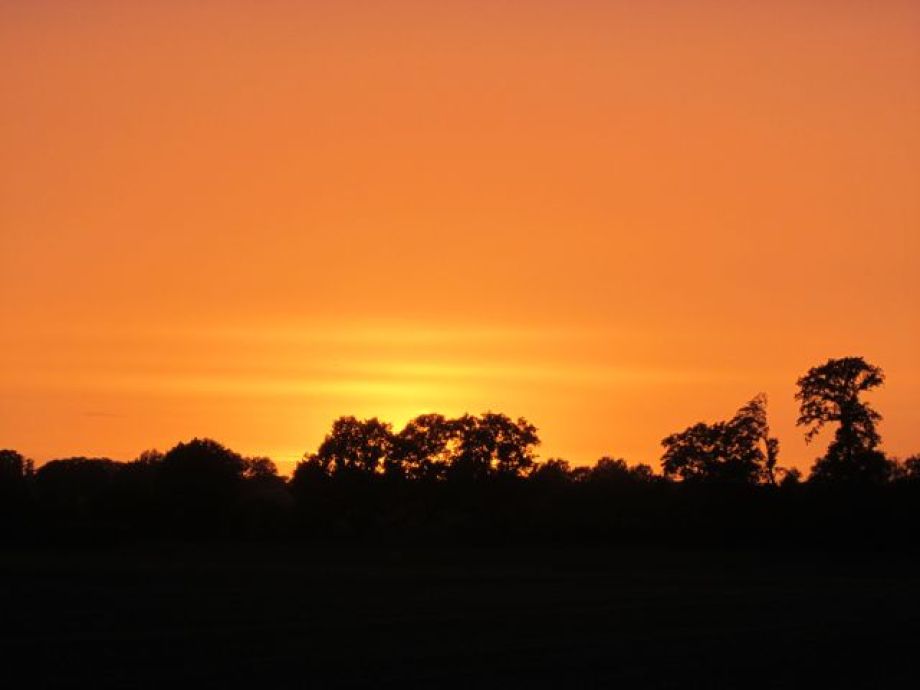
[2, 0, 918, 473]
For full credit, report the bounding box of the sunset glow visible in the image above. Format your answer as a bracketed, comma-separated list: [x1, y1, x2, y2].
[2, 1, 918, 472]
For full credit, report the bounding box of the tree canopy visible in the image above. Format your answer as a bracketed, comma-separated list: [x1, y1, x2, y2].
[795, 357, 887, 483]
[661, 394, 779, 484]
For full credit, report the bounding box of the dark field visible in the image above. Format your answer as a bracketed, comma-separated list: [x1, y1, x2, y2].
[2, 545, 919, 688]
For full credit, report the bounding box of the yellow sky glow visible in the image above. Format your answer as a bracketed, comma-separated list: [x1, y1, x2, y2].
[2, 1, 918, 472]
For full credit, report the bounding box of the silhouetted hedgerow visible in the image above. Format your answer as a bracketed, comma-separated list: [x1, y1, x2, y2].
[2, 358, 918, 545]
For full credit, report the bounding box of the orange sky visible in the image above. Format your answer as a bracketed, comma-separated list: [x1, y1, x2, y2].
[2, 0, 918, 473]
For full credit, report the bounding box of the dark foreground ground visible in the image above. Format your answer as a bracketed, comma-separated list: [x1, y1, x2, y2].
[1, 543, 918, 689]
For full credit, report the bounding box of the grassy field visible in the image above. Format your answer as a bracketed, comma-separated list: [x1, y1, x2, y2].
[1, 544, 918, 688]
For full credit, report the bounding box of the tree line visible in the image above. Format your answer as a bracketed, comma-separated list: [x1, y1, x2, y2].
[2, 356, 919, 545]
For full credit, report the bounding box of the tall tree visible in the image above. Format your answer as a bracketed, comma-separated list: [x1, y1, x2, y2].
[726, 394, 780, 485]
[661, 394, 779, 484]
[795, 357, 889, 483]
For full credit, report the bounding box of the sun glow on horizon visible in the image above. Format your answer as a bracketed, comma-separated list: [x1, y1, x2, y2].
[1, 1, 918, 474]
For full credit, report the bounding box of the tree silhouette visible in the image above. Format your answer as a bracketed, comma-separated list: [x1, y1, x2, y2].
[390, 413, 458, 480]
[160, 438, 246, 489]
[899, 454, 920, 483]
[795, 357, 890, 483]
[726, 394, 780, 485]
[661, 395, 779, 484]
[4, 357, 919, 548]
[591, 457, 630, 480]
[0, 449, 33, 488]
[0, 449, 34, 524]
[449, 413, 539, 480]
[243, 456, 280, 480]
[157, 438, 249, 533]
[311, 417, 394, 476]
[33, 457, 121, 520]
[531, 458, 574, 485]
[776, 467, 802, 488]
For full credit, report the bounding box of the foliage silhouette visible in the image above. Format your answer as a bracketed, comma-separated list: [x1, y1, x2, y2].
[0, 448, 33, 483]
[3, 356, 918, 546]
[449, 413, 539, 481]
[796, 357, 888, 483]
[310, 416, 394, 476]
[900, 454, 920, 482]
[34, 457, 122, 516]
[0, 449, 34, 532]
[390, 413, 458, 480]
[661, 394, 779, 484]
